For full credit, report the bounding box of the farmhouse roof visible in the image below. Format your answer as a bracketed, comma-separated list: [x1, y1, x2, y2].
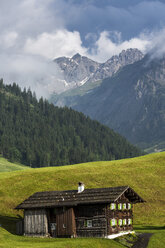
[15, 185, 144, 209]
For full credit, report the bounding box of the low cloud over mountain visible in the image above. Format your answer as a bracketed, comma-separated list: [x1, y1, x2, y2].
[1, 0, 165, 97]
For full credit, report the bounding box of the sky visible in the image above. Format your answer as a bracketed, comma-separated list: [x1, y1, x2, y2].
[1, 0, 165, 96]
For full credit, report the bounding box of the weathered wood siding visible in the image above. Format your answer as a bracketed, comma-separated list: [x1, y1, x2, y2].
[24, 209, 48, 236]
[56, 207, 76, 237]
[75, 204, 107, 237]
[16, 220, 24, 235]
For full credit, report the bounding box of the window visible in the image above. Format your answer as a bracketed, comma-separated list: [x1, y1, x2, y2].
[84, 220, 92, 228]
[110, 219, 117, 227]
[118, 219, 122, 226]
[50, 223, 56, 230]
[128, 219, 132, 225]
[123, 203, 127, 210]
[128, 203, 132, 210]
[87, 220, 92, 227]
[123, 219, 127, 225]
[118, 203, 122, 210]
[110, 203, 116, 210]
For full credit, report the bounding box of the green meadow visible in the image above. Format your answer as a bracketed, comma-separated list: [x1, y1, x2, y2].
[0, 152, 164, 247]
[0, 156, 29, 172]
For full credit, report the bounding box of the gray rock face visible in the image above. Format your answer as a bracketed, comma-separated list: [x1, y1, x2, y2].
[54, 49, 144, 92]
[54, 53, 99, 87]
[51, 51, 165, 152]
[70, 55, 165, 152]
[93, 48, 144, 81]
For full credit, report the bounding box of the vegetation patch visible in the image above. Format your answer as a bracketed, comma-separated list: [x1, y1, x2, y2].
[0, 80, 142, 168]
[0, 227, 123, 248]
[115, 233, 138, 247]
[0, 156, 29, 172]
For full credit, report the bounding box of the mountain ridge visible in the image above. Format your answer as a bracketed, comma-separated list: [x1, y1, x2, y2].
[52, 54, 165, 152]
[53, 48, 144, 93]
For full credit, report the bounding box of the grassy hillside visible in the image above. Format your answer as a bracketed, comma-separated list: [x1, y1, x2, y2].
[0, 156, 29, 172]
[0, 152, 164, 247]
[0, 152, 164, 225]
[0, 227, 123, 248]
[50, 79, 102, 107]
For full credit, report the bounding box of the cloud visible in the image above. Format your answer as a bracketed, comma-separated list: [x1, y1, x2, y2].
[24, 30, 87, 59]
[0, 31, 18, 49]
[0, 0, 165, 97]
[23, 29, 151, 63]
[89, 31, 149, 62]
[145, 28, 165, 60]
[0, 53, 64, 98]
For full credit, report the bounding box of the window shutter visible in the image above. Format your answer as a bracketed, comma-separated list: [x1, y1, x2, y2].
[118, 219, 122, 226]
[123, 203, 126, 210]
[128, 203, 132, 209]
[118, 203, 122, 210]
[119, 219, 123, 226]
[123, 219, 127, 225]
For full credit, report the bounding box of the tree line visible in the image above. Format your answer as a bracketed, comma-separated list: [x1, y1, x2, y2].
[0, 79, 142, 167]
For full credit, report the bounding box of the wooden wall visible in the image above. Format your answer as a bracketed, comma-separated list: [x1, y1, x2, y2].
[74, 204, 107, 237]
[23, 195, 134, 238]
[56, 207, 76, 237]
[16, 220, 24, 235]
[24, 209, 48, 236]
[106, 194, 133, 235]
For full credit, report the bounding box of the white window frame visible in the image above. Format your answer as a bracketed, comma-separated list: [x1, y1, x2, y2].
[87, 220, 92, 228]
[118, 203, 122, 210]
[111, 218, 116, 227]
[110, 203, 116, 210]
[118, 219, 123, 226]
[50, 223, 56, 230]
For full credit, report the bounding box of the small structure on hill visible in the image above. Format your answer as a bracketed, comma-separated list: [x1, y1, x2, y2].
[15, 183, 144, 238]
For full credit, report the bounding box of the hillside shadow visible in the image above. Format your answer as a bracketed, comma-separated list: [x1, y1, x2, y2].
[0, 215, 22, 234]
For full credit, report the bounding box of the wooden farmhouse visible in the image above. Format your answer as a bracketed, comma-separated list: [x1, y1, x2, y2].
[15, 183, 144, 238]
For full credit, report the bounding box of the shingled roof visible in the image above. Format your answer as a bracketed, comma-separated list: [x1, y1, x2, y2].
[15, 186, 144, 209]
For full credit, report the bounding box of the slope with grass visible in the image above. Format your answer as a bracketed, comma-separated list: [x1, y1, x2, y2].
[0, 156, 29, 172]
[0, 152, 164, 247]
[0, 227, 123, 248]
[0, 152, 164, 224]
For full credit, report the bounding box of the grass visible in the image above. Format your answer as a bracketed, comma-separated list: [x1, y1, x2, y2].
[134, 225, 165, 248]
[0, 227, 123, 248]
[50, 79, 102, 105]
[0, 152, 164, 247]
[143, 141, 165, 153]
[0, 156, 29, 172]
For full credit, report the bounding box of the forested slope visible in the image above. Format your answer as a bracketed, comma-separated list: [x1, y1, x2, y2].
[0, 80, 142, 167]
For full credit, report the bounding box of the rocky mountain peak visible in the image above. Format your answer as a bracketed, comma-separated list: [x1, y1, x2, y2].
[72, 53, 82, 60]
[53, 48, 144, 93]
